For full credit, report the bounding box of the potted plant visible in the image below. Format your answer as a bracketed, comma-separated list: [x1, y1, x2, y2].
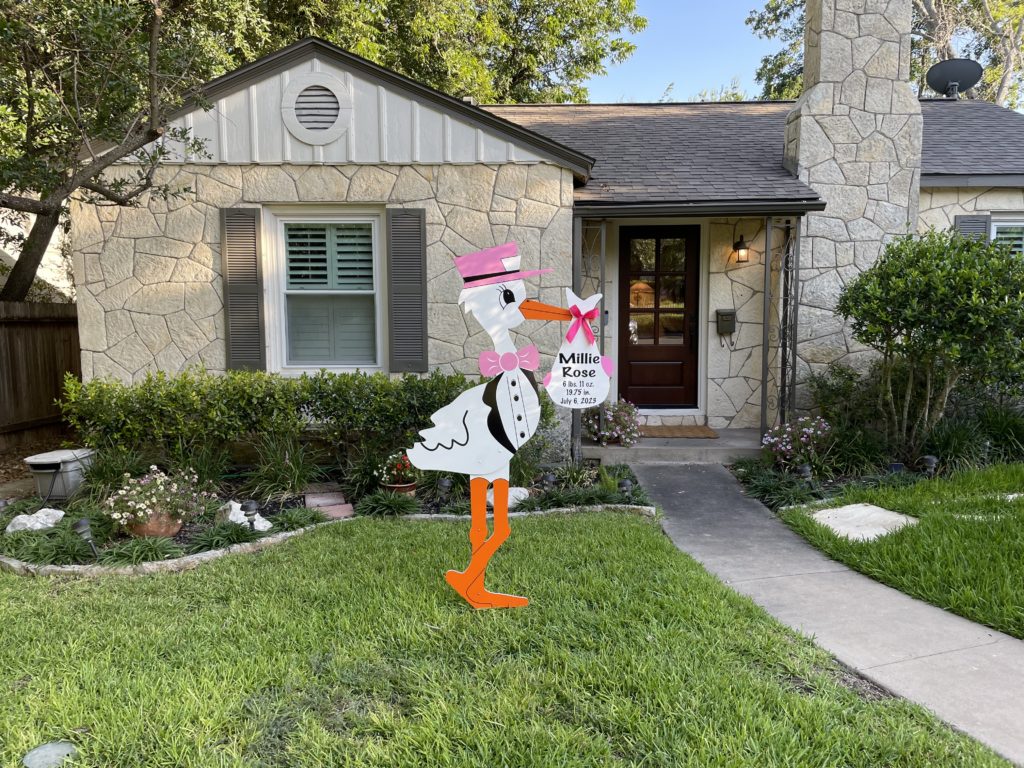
[582, 400, 642, 447]
[104, 466, 215, 538]
[377, 451, 417, 496]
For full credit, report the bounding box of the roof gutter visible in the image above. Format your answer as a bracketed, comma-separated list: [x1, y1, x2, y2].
[169, 39, 594, 181]
[921, 173, 1024, 189]
[573, 199, 826, 218]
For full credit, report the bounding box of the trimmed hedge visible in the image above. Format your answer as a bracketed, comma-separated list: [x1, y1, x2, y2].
[61, 368, 477, 460]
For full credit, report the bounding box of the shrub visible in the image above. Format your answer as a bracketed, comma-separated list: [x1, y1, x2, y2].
[80, 445, 153, 500]
[761, 417, 832, 472]
[555, 463, 599, 488]
[99, 537, 183, 565]
[923, 418, 987, 473]
[732, 458, 817, 511]
[340, 442, 389, 503]
[0, 526, 93, 565]
[104, 467, 218, 529]
[244, 433, 325, 501]
[165, 439, 232, 488]
[354, 490, 420, 517]
[975, 403, 1024, 463]
[186, 522, 262, 554]
[837, 229, 1024, 456]
[582, 400, 641, 447]
[271, 507, 328, 531]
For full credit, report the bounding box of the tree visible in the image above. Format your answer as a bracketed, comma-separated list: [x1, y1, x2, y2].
[836, 230, 1024, 457]
[253, 0, 646, 104]
[746, 0, 1024, 107]
[692, 78, 749, 102]
[0, 0, 267, 301]
[0, 0, 645, 301]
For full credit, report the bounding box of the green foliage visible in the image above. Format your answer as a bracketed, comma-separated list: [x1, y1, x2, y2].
[732, 458, 818, 511]
[975, 403, 1024, 461]
[339, 443, 390, 503]
[0, 525, 93, 565]
[186, 522, 262, 554]
[837, 230, 1024, 456]
[80, 445, 152, 500]
[271, 507, 329, 532]
[99, 537, 183, 566]
[555, 462, 599, 488]
[354, 490, 420, 517]
[165, 439, 232, 489]
[745, 0, 805, 99]
[244, 433, 325, 502]
[923, 418, 988, 473]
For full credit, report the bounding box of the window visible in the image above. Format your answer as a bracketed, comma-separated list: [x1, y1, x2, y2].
[993, 221, 1024, 255]
[283, 221, 378, 367]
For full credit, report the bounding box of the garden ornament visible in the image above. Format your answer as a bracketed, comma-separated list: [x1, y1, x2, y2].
[408, 242, 600, 609]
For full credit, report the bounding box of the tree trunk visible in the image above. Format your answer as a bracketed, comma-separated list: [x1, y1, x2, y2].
[0, 208, 62, 301]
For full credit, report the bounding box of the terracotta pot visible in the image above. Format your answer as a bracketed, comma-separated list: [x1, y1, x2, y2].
[382, 482, 416, 497]
[127, 512, 183, 538]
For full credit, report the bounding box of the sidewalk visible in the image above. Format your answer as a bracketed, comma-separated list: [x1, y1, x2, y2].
[633, 463, 1024, 766]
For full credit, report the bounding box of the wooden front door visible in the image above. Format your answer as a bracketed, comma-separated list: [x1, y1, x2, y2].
[618, 226, 700, 407]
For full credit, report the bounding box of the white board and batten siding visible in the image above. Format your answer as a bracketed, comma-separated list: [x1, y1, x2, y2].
[167, 57, 544, 166]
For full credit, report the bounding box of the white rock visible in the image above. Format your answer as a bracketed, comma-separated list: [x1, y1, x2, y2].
[486, 487, 531, 510]
[218, 500, 273, 532]
[811, 503, 917, 541]
[5, 508, 64, 534]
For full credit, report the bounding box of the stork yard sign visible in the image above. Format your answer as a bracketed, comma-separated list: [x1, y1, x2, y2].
[406, 242, 612, 610]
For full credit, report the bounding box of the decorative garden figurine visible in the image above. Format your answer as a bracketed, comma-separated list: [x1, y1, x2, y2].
[543, 288, 614, 409]
[407, 242, 572, 609]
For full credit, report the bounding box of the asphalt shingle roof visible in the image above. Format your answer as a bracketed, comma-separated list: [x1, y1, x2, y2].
[486, 99, 1024, 206]
[920, 99, 1024, 176]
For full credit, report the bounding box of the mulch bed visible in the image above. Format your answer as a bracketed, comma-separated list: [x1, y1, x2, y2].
[171, 494, 306, 549]
[0, 443, 51, 485]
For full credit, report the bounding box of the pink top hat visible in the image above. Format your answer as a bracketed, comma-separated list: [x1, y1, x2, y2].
[454, 242, 552, 288]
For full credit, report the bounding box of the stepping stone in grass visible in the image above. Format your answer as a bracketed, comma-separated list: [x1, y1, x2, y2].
[811, 503, 917, 542]
[22, 741, 77, 768]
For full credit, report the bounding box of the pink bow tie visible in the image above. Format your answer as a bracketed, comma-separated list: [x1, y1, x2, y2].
[567, 305, 599, 345]
[479, 345, 540, 377]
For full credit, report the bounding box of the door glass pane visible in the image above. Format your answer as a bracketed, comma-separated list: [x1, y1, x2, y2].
[628, 313, 655, 345]
[629, 279, 656, 309]
[659, 313, 686, 345]
[661, 238, 686, 272]
[629, 239, 656, 272]
[659, 275, 685, 309]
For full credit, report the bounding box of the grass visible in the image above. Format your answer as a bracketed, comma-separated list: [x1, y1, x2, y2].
[0, 512, 1006, 767]
[779, 463, 1024, 640]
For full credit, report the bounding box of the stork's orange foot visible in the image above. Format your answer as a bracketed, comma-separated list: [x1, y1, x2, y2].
[444, 569, 529, 610]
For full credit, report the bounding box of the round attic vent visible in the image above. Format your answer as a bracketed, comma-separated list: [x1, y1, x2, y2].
[295, 85, 341, 130]
[281, 72, 351, 146]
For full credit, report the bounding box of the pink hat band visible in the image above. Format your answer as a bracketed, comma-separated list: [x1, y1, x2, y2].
[454, 242, 552, 288]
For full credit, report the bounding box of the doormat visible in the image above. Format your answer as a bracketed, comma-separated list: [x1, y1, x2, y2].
[640, 425, 719, 439]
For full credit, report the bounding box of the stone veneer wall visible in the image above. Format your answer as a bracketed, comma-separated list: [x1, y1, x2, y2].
[707, 218, 779, 430]
[71, 163, 574, 382]
[784, 0, 922, 386]
[918, 187, 1024, 232]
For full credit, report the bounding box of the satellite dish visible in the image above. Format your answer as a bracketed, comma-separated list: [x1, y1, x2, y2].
[926, 58, 984, 99]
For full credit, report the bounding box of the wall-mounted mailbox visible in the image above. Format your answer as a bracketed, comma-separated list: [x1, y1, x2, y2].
[716, 309, 737, 336]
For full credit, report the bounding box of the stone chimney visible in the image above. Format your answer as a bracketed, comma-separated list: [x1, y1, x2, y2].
[785, 0, 922, 376]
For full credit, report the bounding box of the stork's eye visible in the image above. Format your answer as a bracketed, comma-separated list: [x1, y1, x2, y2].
[497, 285, 515, 309]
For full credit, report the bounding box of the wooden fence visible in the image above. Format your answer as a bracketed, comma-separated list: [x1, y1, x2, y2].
[0, 302, 80, 443]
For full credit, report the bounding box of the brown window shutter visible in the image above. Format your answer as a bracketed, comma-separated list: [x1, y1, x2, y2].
[954, 214, 991, 241]
[387, 208, 428, 373]
[221, 208, 266, 371]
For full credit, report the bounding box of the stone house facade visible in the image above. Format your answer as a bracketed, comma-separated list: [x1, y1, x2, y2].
[70, 0, 1024, 436]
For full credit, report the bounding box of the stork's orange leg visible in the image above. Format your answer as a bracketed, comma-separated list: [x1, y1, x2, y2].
[444, 478, 528, 609]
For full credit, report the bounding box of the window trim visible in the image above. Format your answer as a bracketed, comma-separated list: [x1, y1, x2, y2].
[991, 217, 1024, 254]
[262, 206, 386, 375]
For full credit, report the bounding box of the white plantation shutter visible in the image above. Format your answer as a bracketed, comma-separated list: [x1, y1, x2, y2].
[993, 223, 1024, 256]
[284, 222, 377, 366]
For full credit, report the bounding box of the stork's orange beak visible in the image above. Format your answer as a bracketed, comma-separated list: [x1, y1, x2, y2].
[519, 299, 572, 321]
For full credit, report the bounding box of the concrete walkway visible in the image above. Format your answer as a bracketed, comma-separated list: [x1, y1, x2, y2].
[633, 463, 1024, 766]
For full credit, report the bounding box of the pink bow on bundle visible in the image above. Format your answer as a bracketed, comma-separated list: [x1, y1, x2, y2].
[566, 305, 599, 344]
[479, 345, 540, 377]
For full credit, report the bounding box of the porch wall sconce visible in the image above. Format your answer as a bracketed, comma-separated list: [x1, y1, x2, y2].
[733, 235, 750, 264]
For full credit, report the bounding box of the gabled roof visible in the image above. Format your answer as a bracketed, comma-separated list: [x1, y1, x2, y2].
[486, 102, 822, 212]
[171, 38, 594, 178]
[920, 99, 1024, 186]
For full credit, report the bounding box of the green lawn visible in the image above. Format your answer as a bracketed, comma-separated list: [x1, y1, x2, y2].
[0, 512, 1005, 767]
[780, 464, 1024, 640]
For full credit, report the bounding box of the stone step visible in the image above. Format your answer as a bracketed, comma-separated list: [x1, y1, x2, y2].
[319, 503, 354, 520]
[583, 428, 763, 465]
[304, 491, 347, 508]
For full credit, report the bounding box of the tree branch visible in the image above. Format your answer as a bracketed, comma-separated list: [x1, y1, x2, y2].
[149, 0, 162, 133]
[0, 193, 57, 215]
